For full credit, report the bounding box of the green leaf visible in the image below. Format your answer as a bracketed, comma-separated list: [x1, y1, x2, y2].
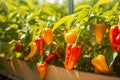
[10, 24, 18, 29]
[105, 15, 115, 22]
[0, 41, 8, 53]
[18, 5, 29, 11]
[6, 3, 15, 11]
[100, 10, 113, 17]
[0, 15, 6, 22]
[5, 24, 19, 40]
[76, 9, 89, 23]
[26, 54, 40, 71]
[53, 14, 76, 31]
[74, 5, 91, 12]
[105, 47, 118, 67]
[66, 14, 76, 29]
[8, 11, 18, 20]
[41, 7, 56, 16]
[96, 0, 110, 5]
[27, 0, 35, 8]
[27, 10, 40, 22]
[112, 2, 120, 12]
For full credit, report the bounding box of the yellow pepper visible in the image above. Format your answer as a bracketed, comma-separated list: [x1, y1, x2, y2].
[24, 42, 37, 61]
[64, 29, 77, 44]
[91, 54, 110, 74]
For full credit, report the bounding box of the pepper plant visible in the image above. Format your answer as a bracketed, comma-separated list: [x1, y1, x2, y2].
[0, 0, 120, 78]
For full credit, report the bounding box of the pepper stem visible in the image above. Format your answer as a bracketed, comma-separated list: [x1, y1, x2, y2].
[118, 15, 120, 26]
[93, 44, 98, 58]
[40, 56, 44, 64]
[74, 27, 82, 45]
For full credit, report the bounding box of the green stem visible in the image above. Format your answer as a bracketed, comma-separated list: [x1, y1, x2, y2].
[40, 56, 43, 63]
[74, 27, 83, 45]
[118, 15, 120, 26]
[95, 18, 97, 24]
[93, 44, 98, 58]
[70, 16, 77, 29]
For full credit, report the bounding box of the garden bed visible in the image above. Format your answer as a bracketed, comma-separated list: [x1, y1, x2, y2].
[0, 57, 119, 80]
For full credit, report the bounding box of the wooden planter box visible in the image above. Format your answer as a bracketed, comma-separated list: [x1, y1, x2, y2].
[0, 57, 119, 80]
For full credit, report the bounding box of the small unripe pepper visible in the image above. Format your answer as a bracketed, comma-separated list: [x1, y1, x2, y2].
[64, 30, 77, 44]
[42, 28, 53, 45]
[64, 43, 82, 70]
[91, 54, 110, 74]
[93, 24, 106, 44]
[35, 36, 45, 56]
[24, 42, 37, 61]
[36, 62, 48, 80]
[15, 40, 23, 52]
[109, 25, 120, 52]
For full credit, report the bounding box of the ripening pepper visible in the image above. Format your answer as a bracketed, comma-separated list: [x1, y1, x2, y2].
[91, 54, 110, 74]
[24, 42, 37, 61]
[64, 30, 77, 44]
[35, 36, 45, 56]
[15, 40, 23, 52]
[64, 43, 82, 70]
[93, 24, 106, 44]
[36, 62, 48, 80]
[45, 51, 56, 64]
[42, 28, 53, 45]
[109, 25, 120, 52]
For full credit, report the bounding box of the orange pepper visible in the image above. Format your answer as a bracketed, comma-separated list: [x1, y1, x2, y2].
[91, 54, 110, 74]
[93, 24, 106, 44]
[24, 42, 37, 61]
[36, 62, 48, 80]
[42, 28, 53, 45]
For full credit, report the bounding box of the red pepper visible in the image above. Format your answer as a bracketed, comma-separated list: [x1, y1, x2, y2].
[109, 25, 120, 52]
[45, 51, 56, 64]
[36, 62, 48, 80]
[15, 40, 23, 52]
[35, 36, 45, 56]
[64, 43, 82, 70]
[64, 43, 73, 69]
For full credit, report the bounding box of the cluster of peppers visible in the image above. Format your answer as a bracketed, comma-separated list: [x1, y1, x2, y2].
[92, 23, 110, 74]
[64, 24, 120, 74]
[16, 23, 120, 77]
[93, 23, 120, 53]
[91, 23, 120, 74]
[64, 29, 83, 70]
[20, 27, 54, 80]
[35, 28, 54, 80]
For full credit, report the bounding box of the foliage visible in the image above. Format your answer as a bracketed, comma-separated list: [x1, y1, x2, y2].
[0, 0, 120, 77]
